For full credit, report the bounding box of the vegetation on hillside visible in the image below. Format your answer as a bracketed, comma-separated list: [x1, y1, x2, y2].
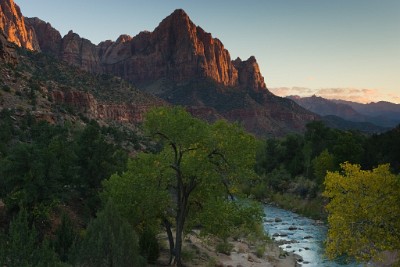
[1, 42, 400, 267]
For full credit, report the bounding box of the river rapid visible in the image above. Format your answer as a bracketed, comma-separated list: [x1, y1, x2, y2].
[263, 205, 361, 267]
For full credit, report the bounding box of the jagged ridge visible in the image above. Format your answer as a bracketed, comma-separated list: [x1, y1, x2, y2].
[1, 1, 319, 136]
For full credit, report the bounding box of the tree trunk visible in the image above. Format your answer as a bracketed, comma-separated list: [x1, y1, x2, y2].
[174, 195, 188, 267]
[163, 218, 175, 265]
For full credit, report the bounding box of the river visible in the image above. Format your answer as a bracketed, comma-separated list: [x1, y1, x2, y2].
[263, 205, 361, 267]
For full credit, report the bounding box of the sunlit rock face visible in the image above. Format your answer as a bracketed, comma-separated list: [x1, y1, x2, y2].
[26, 9, 266, 92]
[2, 2, 318, 136]
[0, 0, 39, 51]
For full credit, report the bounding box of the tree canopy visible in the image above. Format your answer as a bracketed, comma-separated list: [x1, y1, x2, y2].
[103, 106, 263, 266]
[323, 163, 400, 263]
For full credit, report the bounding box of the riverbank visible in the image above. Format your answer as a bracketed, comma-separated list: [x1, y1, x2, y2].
[265, 193, 326, 220]
[154, 231, 300, 267]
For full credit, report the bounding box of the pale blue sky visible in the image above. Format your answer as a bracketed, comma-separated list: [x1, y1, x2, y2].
[17, 0, 400, 103]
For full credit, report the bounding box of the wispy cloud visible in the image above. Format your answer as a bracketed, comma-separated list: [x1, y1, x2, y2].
[269, 87, 399, 104]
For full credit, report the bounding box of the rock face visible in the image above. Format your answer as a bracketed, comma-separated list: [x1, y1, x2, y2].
[2, 2, 318, 136]
[0, 0, 39, 51]
[50, 90, 155, 123]
[27, 9, 263, 91]
[0, 30, 17, 65]
[59, 30, 102, 73]
[233, 56, 266, 92]
[24, 17, 61, 57]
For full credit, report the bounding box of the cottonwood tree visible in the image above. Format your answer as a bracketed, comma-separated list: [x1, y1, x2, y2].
[323, 163, 400, 264]
[103, 107, 262, 267]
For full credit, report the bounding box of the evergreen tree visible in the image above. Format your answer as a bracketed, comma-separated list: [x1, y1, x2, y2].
[76, 201, 145, 267]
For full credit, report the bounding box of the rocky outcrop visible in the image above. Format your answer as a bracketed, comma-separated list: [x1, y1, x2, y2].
[98, 9, 240, 87]
[0, 0, 39, 51]
[24, 17, 61, 57]
[59, 31, 102, 73]
[26, 8, 265, 92]
[50, 90, 156, 123]
[2, 3, 318, 136]
[233, 56, 266, 92]
[0, 30, 17, 65]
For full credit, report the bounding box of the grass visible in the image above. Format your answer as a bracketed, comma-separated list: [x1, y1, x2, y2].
[271, 193, 325, 220]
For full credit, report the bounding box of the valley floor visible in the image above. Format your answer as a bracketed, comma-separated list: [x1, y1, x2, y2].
[154, 232, 300, 267]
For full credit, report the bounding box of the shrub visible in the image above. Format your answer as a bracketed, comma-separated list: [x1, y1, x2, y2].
[139, 228, 160, 264]
[216, 241, 234, 255]
[255, 244, 265, 258]
[75, 201, 145, 267]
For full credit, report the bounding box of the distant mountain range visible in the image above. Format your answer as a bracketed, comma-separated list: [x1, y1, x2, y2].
[288, 95, 400, 131]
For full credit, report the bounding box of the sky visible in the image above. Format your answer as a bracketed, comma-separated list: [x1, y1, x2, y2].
[16, 0, 400, 104]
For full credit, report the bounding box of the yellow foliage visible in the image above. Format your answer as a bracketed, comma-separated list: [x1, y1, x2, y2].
[323, 163, 400, 263]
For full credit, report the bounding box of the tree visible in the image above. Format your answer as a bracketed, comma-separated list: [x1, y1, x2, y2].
[0, 208, 60, 267]
[323, 163, 400, 263]
[52, 213, 77, 262]
[312, 149, 335, 186]
[103, 106, 262, 267]
[75, 201, 145, 267]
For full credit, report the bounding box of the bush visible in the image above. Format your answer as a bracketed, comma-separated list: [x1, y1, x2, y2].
[52, 213, 77, 262]
[0, 208, 61, 266]
[216, 241, 234, 255]
[139, 228, 160, 264]
[255, 244, 265, 258]
[75, 201, 145, 267]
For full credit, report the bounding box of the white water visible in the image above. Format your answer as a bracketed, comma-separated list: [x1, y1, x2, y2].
[263, 205, 361, 267]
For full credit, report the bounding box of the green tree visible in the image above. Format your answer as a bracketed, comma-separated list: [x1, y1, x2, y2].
[75, 201, 144, 267]
[103, 106, 262, 267]
[52, 213, 77, 262]
[332, 132, 364, 165]
[312, 149, 335, 186]
[0, 208, 60, 267]
[323, 163, 400, 263]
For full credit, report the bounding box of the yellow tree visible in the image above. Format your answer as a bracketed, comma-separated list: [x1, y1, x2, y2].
[323, 163, 400, 263]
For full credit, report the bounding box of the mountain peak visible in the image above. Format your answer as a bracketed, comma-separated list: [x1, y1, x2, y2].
[170, 9, 189, 19]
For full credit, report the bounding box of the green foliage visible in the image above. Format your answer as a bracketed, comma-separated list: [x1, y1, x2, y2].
[139, 228, 160, 264]
[0, 208, 60, 267]
[216, 241, 234, 255]
[104, 106, 262, 266]
[75, 201, 145, 267]
[312, 149, 336, 185]
[102, 152, 171, 230]
[77, 120, 128, 191]
[52, 213, 77, 262]
[362, 125, 400, 172]
[332, 132, 364, 165]
[323, 163, 400, 262]
[255, 244, 266, 258]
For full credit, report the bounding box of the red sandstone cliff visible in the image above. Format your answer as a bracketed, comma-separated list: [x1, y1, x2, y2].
[50, 90, 158, 123]
[2, 1, 318, 136]
[0, 30, 17, 65]
[0, 0, 39, 51]
[26, 9, 265, 92]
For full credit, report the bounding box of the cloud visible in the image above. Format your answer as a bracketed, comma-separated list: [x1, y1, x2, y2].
[269, 87, 399, 104]
[269, 87, 314, 96]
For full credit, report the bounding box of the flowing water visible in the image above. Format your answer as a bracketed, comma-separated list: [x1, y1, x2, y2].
[263, 205, 361, 267]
